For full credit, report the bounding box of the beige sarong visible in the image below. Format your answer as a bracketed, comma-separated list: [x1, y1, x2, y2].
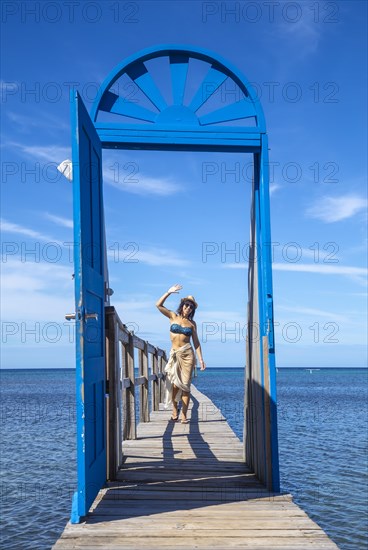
[164, 343, 196, 409]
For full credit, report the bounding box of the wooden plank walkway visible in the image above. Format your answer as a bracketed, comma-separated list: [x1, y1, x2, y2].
[53, 387, 338, 549]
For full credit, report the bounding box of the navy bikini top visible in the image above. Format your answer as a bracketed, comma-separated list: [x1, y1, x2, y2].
[170, 323, 193, 336]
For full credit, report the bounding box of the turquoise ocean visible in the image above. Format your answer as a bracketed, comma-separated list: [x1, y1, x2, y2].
[1, 367, 367, 549]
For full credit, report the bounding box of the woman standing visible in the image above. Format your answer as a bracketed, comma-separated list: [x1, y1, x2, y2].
[156, 284, 206, 424]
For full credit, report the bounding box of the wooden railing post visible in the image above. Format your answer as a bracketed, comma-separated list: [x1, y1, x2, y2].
[138, 342, 149, 423]
[152, 349, 159, 411]
[159, 353, 167, 405]
[123, 332, 136, 440]
[116, 342, 122, 466]
[105, 308, 120, 481]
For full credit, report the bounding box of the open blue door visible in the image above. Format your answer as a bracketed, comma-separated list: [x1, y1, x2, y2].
[70, 91, 106, 523]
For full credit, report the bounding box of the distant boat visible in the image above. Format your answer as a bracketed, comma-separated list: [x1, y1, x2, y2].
[307, 369, 320, 373]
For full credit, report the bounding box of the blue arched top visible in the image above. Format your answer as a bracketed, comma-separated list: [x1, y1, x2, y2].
[91, 44, 266, 136]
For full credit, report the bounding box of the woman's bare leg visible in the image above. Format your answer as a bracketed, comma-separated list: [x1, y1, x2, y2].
[181, 391, 190, 421]
[172, 385, 179, 418]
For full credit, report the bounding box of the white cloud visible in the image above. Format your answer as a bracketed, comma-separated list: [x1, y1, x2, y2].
[5, 110, 70, 132]
[306, 195, 367, 223]
[136, 248, 189, 267]
[102, 151, 184, 196]
[224, 261, 367, 285]
[6, 141, 70, 163]
[192, 309, 247, 343]
[272, 263, 366, 277]
[107, 246, 190, 267]
[274, 262, 367, 286]
[103, 166, 183, 196]
[270, 184, 281, 195]
[277, 305, 347, 323]
[0, 80, 20, 95]
[0, 79, 15, 89]
[1, 260, 74, 321]
[270, 10, 322, 60]
[44, 213, 73, 229]
[283, 19, 320, 54]
[112, 297, 168, 342]
[1, 218, 62, 244]
[2, 259, 72, 288]
[1, 219, 46, 240]
[114, 299, 155, 313]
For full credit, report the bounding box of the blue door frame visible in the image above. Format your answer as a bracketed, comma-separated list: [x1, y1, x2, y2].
[70, 45, 279, 522]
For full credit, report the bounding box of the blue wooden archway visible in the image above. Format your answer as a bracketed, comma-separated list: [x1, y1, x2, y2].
[70, 44, 279, 523]
[90, 44, 265, 150]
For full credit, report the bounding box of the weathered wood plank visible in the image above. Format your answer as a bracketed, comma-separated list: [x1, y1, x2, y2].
[53, 537, 337, 549]
[87, 509, 309, 518]
[58, 528, 332, 538]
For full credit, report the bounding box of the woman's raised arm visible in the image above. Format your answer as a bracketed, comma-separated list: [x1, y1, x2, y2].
[156, 284, 182, 319]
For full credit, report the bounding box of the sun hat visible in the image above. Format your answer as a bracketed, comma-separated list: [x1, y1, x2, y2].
[181, 295, 198, 309]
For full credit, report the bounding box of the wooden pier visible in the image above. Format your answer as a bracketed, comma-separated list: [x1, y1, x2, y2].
[53, 386, 337, 550]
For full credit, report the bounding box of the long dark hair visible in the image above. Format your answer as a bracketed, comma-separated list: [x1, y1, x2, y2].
[176, 299, 196, 321]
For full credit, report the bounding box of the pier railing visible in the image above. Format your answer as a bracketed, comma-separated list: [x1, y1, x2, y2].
[105, 306, 168, 480]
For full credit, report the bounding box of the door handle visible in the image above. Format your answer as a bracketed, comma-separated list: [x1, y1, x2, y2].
[65, 313, 76, 321]
[65, 311, 98, 321]
[85, 313, 98, 321]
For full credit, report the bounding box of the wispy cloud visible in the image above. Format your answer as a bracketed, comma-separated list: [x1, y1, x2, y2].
[102, 151, 184, 196]
[1, 218, 61, 243]
[224, 261, 367, 285]
[2, 218, 189, 268]
[281, 19, 321, 56]
[111, 296, 170, 342]
[107, 246, 190, 267]
[103, 166, 183, 196]
[277, 305, 347, 323]
[0, 80, 20, 95]
[200, 309, 246, 323]
[306, 195, 367, 223]
[2, 259, 72, 291]
[269, 8, 323, 60]
[274, 262, 367, 286]
[5, 141, 70, 163]
[1, 259, 74, 321]
[272, 262, 367, 276]
[44, 213, 73, 229]
[270, 184, 281, 195]
[6, 111, 70, 132]
[195, 309, 248, 344]
[137, 248, 190, 267]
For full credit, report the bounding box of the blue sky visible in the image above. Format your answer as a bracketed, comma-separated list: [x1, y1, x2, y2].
[1, 0, 367, 369]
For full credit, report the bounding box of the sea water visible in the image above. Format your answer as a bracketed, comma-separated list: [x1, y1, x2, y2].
[0, 368, 367, 549]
